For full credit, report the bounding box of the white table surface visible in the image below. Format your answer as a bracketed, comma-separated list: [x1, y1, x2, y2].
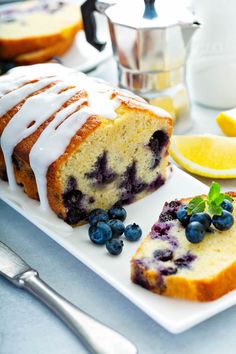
[1, 58, 236, 354]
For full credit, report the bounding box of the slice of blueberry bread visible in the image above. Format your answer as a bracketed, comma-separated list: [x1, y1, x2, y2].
[14, 35, 75, 65]
[0, 0, 82, 61]
[131, 192, 236, 301]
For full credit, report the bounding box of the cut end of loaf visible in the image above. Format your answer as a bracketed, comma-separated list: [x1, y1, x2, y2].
[47, 104, 172, 225]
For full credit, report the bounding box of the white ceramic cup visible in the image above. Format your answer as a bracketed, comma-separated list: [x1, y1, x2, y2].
[188, 0, 236, 109]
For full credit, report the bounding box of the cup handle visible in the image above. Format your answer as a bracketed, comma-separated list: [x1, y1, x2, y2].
[81, 0, 107, 51]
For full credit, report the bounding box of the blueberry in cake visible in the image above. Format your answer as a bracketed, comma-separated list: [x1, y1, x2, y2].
[131, 186, 236, 301]
[0, 63, 172, 225]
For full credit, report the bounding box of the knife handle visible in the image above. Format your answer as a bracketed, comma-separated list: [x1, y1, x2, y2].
[17, 270, 137, 354]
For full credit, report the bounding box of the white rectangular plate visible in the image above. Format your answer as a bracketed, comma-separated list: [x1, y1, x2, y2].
[1, 166, 236, 334]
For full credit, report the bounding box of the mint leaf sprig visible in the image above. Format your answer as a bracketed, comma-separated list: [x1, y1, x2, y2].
[187, 182, 232, 216]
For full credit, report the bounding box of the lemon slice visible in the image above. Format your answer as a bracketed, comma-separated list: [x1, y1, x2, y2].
[216, 108, 236, 137]
[170, 135, 236, 178]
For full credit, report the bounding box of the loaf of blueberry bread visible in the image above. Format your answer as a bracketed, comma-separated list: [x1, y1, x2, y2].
[0, 0, 82, 62]
[131, 192, 236, 301]
[0, 63, 172, 225]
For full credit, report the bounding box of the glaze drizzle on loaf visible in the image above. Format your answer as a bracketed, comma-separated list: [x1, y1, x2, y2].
[0, 65, 120, 209]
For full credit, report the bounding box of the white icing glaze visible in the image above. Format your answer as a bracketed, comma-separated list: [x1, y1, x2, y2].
[62, 73, 121, 119]
[0, 77, 59, 116]
[87, 87, 120, 119]
[0, 76, 30, 98]
[30, 98, 88, 210]
[0, 63, 168, 212]
[1, 82, 81, 190]
[7, 63, 74, 78]
[0, 63, 74, 98]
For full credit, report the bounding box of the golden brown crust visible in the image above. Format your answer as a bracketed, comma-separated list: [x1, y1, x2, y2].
[0, 83, 89, 200]
[120, 100, 173, 137]
[13, 154, 39, 199]
[13, 89, 88, 163]
[3, 114, 101, 218]
[131, 192, 236, 302]
[131, 253, 236, 301]
[14, 35, 75, 65]
[47, 116, 102, 219]
[0, 21, 82, 60]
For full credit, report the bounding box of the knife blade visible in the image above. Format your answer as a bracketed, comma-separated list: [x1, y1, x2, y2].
[0, 241, 31, 282]
[0, 241, 137, 354]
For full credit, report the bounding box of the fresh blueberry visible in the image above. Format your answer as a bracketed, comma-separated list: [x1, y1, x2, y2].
[0, 60, 16, 75]
[190, 212, 212, 230]
[88, 208, 109, 226]
[176, 207, 190, 226]
[221, 199, 233, 213]
[185, 221, 206, 243]
[108, 206, 127, 221]
[124, 223, 142, 241]
[107, 219, 125, 237]
[106, 239, 124, 255]
[89, 222, 112, 244]
[153, 249, 173, 262]
[212, 210, 234, 231]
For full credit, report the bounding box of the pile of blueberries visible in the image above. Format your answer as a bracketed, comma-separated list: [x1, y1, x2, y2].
[88, 206, 142, 255]
[177, 199, 234, 244]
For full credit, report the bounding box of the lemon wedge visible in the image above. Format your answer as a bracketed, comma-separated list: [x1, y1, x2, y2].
[170, 135, 236, 178]
[216, 108, 236, 136]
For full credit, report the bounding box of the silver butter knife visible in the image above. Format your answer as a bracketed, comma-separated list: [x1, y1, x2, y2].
[0, 241, 137, 354]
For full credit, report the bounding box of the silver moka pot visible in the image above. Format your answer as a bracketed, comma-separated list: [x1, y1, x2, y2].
[81, 0, 200, 132]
